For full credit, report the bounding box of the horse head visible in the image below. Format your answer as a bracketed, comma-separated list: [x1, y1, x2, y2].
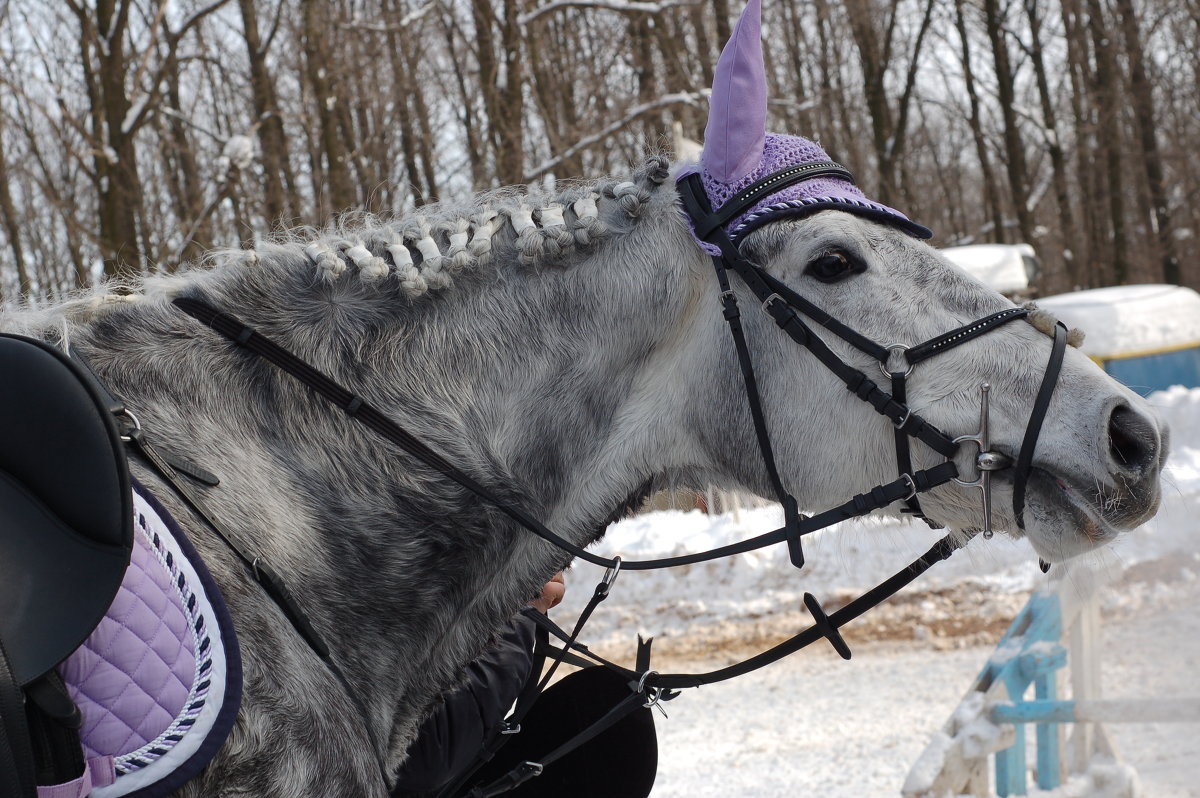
[675, 0, 1166, 564]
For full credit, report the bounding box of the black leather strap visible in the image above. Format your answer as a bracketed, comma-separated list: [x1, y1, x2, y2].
[467, 689, 649, 798]
[176, 297, 954, 573]
[906, 308, 1029, 365]
[124, 423, 393, 793]
[711, 257, 806, 566]
[891, 370, 928, 523]
[520, 532, 963, 692]
[689, 161, 856, 240]
[1012, 322, 1068, 529]
[0, 636, 36, 798]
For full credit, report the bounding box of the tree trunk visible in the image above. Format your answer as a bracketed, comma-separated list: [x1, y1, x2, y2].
[238, 0, 298, 227]
[954, 0, 1006, 244]
[159, 38, 210, 268]
[983, 0, 1035, 244]
[1084, 0, 1130, 283]
[1060, 0, 1102, 286]
[301, 0, 356, 216]
[0, 113, 30, 299]
[79, 0, 143, 282]
[1025, 0, 1081, 290]
[1113, 0, 1180, 284]
[844, 0, 896, 202]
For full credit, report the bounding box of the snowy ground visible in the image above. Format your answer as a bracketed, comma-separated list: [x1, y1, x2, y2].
[551, 386, 1200, 796]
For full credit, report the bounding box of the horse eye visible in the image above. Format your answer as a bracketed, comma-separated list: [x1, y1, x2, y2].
[805, 251, 863, 283]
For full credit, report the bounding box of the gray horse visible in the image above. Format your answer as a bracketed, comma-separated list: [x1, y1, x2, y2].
[2, 2, 1165, 794]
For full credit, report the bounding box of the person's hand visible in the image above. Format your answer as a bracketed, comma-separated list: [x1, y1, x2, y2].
[528, 572, 565, 614]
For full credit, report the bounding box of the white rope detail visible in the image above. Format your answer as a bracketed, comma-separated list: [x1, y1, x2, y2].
[346, 242, 390, 282]
[387, 241, 414, 269]
[415, 236, 442, 263]
[572, 194, 598, 220]
[536, 203, 573, 259]
[305, 242, 345, 280]
[388, 236, 427, 297]
[469, 211, 501, 259]
[538, 205, 566, 228]
[509, 204, 536, 236]
[444, 217, 472, 272]
[414, 217, 451, 290]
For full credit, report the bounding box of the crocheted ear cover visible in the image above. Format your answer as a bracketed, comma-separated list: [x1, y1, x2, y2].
[682, 0, 932, 248]
[694, 133, 933, 244]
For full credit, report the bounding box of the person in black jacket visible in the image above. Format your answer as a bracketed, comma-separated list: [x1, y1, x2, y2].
[392, 572, 658, 798]
[391, 574, 565, 796]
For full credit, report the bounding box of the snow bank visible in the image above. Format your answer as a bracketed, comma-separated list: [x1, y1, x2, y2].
[1037, 284, 1200, 357]
[941, 243, 1035, 295]
[1026, 757, 1141, 798]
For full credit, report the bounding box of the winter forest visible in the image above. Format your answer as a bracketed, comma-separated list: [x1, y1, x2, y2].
[1, 0, 1197, 302]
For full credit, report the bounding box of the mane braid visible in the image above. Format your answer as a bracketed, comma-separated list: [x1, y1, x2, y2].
[269, 161, 665, 299]
[0, 160, 674, 334]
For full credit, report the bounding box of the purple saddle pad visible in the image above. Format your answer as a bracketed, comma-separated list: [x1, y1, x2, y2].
[50, 484, 241, 798]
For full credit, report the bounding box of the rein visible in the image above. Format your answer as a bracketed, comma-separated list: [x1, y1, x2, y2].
[164, 177, 1068, 793]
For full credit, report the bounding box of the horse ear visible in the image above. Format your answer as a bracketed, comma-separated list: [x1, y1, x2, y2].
[702, 0, 767, 183]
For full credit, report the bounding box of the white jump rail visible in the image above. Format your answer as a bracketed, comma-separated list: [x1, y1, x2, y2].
[903, 561, 1200, 797]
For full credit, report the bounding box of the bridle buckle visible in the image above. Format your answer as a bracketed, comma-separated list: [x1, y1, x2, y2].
[761, 293, 784, 314]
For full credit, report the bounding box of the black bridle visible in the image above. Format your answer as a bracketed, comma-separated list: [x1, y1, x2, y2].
[676, 171, 1067, 547]
[156, 173, 1068, 795]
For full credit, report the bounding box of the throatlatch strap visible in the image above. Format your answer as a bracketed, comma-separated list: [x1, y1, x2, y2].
[1012, 322, 1068, 529]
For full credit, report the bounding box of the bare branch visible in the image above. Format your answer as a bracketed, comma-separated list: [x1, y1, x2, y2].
[340, 1, 437, 32]
[525, 90, 706, 180]
[520, 0, 699, 25]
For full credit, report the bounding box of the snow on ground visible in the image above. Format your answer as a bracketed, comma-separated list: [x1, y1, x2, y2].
[551, 387, 1200, 796]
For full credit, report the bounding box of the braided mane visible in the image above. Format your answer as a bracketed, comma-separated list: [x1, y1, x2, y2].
[2, 158, 676, 333]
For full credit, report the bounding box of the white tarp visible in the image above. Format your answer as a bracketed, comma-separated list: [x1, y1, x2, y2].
[1036, 284, 1200, 358]
[940, 243, 1036, 294]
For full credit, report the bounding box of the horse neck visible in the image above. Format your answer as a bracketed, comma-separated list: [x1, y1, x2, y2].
[82, 196, 718, 752]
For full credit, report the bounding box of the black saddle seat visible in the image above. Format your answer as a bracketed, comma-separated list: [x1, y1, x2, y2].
[0, 334, 132, 688]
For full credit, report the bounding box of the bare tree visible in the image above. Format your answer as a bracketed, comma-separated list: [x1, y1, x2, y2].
[1113, 0, 1179, 284]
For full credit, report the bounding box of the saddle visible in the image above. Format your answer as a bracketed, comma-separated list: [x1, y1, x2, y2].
[0, 333, 133, 796]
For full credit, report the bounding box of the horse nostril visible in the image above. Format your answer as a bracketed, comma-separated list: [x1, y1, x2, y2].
[1107, 404, 1159, 473]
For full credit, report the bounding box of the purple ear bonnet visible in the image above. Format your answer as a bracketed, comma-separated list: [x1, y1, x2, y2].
[681, 0, 932, 250]
[698, 134, 933, 243]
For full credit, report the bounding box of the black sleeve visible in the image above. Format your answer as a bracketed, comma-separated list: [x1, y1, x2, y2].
[391, 613, 538, 796]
